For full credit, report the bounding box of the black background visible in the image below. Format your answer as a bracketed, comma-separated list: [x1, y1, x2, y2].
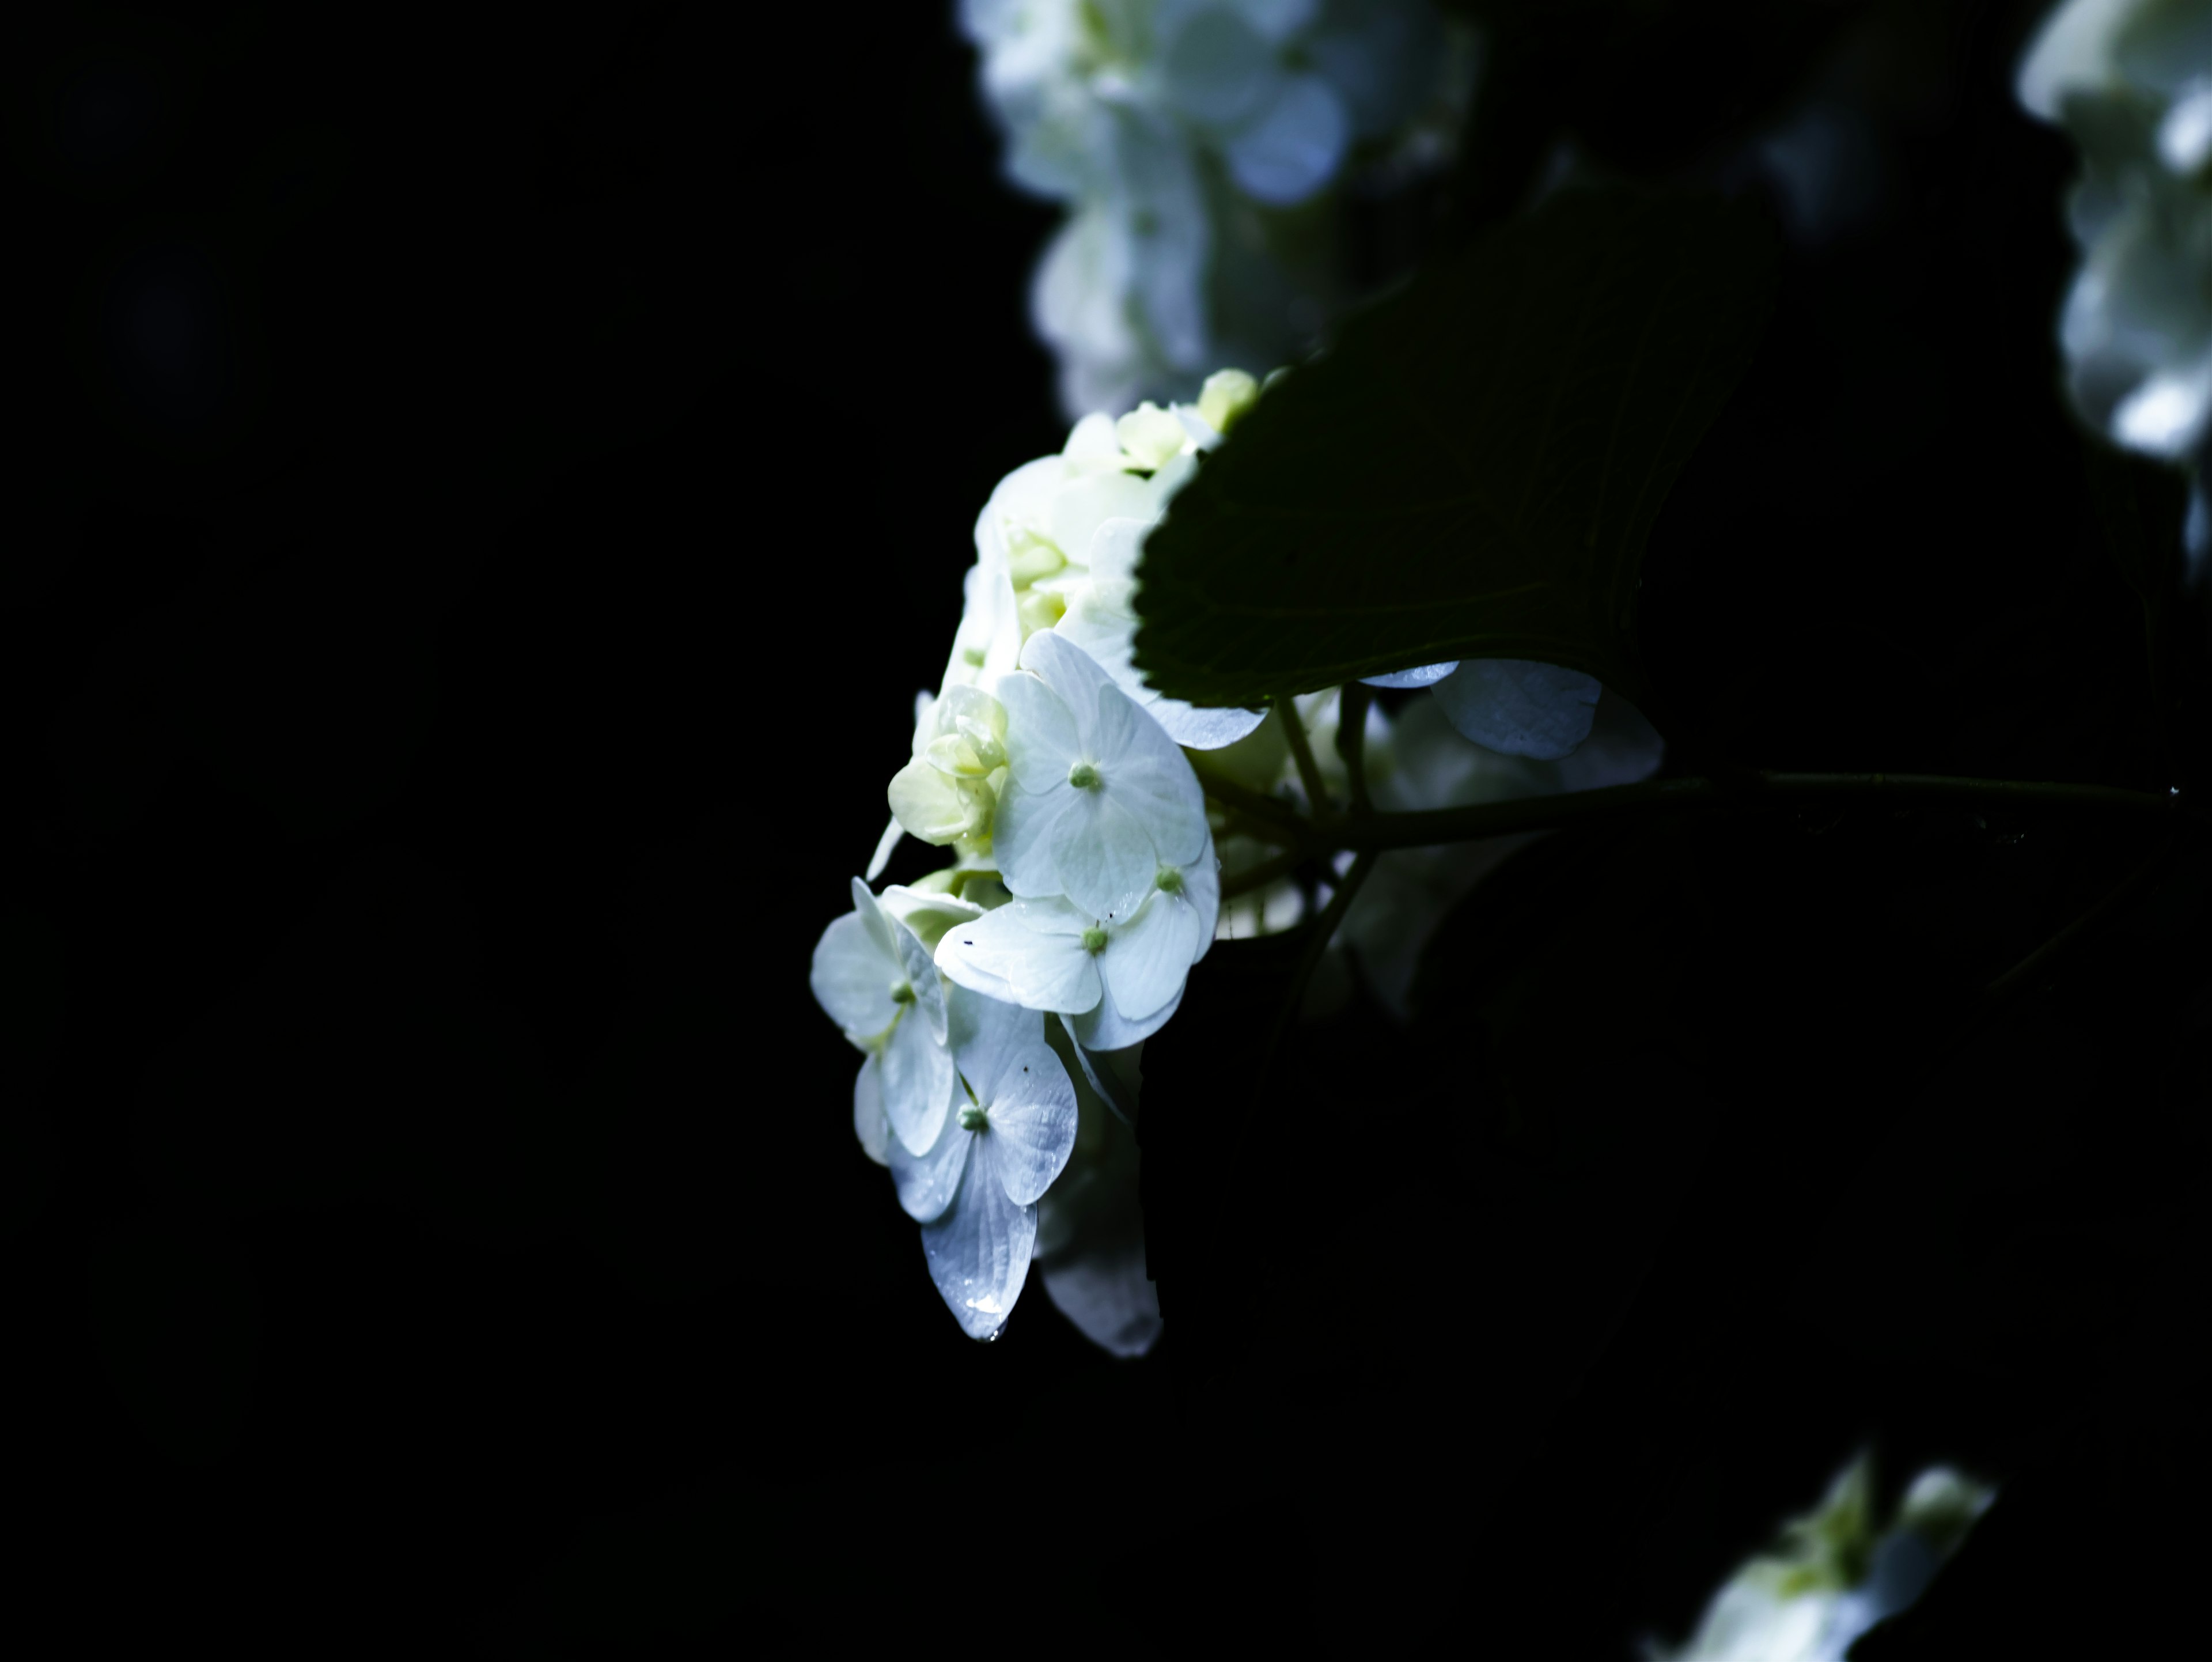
[10, 2, 2207, 1655]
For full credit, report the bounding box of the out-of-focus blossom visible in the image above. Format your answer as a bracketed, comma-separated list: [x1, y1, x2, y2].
[2020, 0, 2212, 574]
[962, 0, 1474, 415]
[1643, 1453, 1994, 1662]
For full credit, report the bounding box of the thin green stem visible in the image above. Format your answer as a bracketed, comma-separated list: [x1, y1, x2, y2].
[1190, 760, 1306, 841]
[1219, 847, 1306, 900]
[1335, 683, 1373, 815]
[1278, 695, 1331, 813]
[1306, 772, 2187, 855]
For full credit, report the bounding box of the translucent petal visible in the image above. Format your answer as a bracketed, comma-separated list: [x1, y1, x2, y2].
[1554, 690, 1665, 793]
[974, 1072, 1078, 1206]
[878, 1000, 953, 1157]
[849, 876, 900, 960]
[1072, 971, 1184, 1051]
[852, 1055, 889, 1167]
[865, 814, 903, 882]
[1225, 73, 1349, 207]
[992, 778, 1070, 900]
[1019, 629, 1108, 742]
[892, 917, 948, 1044]
[1149, 700, 1269, 749]
[808, 911, 897, 1042]
[1061, 411, 1125, 474]
[952, 987, 1060, 1103]
[1100, 891, 1202, 1023]
[935, 899, 1103, 1015]
[997, 668, 1081, 793]
[1060, 1016, 1143, 1126]
[890, 1107, 969, 1224]
[1361, 660, 1459, 690]
[1432, 658, 1602, 760]
[1087, 681, 1208, 862]
[1179, 835, 1222, 960]
[1054, 786, 1165, 923]
[919, 1164, 1037, 1340]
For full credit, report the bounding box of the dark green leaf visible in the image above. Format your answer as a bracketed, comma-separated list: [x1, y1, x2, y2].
[1134, 186, 1779, 707]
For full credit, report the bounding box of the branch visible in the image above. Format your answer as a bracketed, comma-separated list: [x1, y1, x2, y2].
[1278, 695, 1331, 813]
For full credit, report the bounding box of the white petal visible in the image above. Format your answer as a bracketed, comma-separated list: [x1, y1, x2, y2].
[865, 814, 903, 881]
[975, 1074, 1078, 1207]
[997, 668, 1081, 793]
[848, 876, 900, 958]
[1072, 971, 1184, 1051]
[1431, 659, 1601, 760]
[1224, 73, 1349, 207]
[1047, 471, 1154, 565]
[1018, 629, 1109, 739]
[1052, 787, 1162, 923]
[891, 918, 948, 1044]
[1362, 660, 1460, 689]
[1099, 891, 1202, 1023]
[1089, 681, 1207, 862]
[1178, 835, 1222, 960]
[878, 1002, 953, 1157]
[1148, 700, 1268, 749]
[1083, 515, 1149, 588]
[1554, 690, 1666, 792]
[935, 899, 1103, 1015]
[807, 911, 897, 1042]
[920, 1165, 1037, 1340]
[952, 989, 1060, 1104]
[992, 782, 1071, 900]
[853, 1055, 889, 1166]
[890, 1110, 969, 1224]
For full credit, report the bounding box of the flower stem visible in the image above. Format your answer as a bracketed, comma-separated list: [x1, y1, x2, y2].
[1219, 847, 1306, 900]
[1335, 683, 1373, 815]
[1308, 773, 2188, 855]
[1278, 695, 1331, 813]
[1190, 762, 1306, 842]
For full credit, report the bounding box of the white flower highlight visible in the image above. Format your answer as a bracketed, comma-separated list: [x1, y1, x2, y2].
[963, 0, 1472, 415]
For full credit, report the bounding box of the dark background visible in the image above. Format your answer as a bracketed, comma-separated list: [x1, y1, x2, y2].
[9, 1, 2206, 1654]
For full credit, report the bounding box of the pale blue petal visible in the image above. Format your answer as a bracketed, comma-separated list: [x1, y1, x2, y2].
[935, 899, 1103, 1015]
[1225, 73, 1349, 207]
[975, 1069, 1078, 1207]
[1554, 690, 1665, 792]
[1432, 658, 1601, 760]
[920, 1165, 1037, 1340]
[808, 911, 897, 1042]
[1100, 891, 1201, 1023]
[953, 990, 1062, 1108]
[878, 1001, 953, 1157]
[1361, 660, 1459, 689]
[1073, 973, 1184, 1051]
[853, 1055, 889, 1167]
[892, 918, 948, 1044]
[849, 876, 900, 960]
[891, 1111, 969, 1224]
[1152, 700, 1268, 749]
[865, 814, 903, 882]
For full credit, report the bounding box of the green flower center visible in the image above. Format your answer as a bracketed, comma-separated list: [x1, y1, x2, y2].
[1082, 927, 1109, 954]
[1067, 761, 1100, 790]
[959, 1104, 988, 1132]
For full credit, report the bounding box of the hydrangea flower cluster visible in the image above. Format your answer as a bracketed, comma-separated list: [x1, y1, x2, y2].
[813, 369, 1666, 1342]
[2019, 0, 2212, 570]
[960, 0, 1473, 415]
[1645, 1454, 1994, 1662]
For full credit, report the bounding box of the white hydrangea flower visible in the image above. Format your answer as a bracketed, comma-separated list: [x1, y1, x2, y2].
[1362, 657, 1604, 762]
[934, 838, 1218, 1049]
[2020, 0, 2212, 570]
[886, 683, 1012, 862]
[887, 988, 1080, 1340]
[964, 0, 1471, 414]
[1642, 1453, 1994, 1662]
[994, 629, 1212, 920]
[808, 878, 959, 1159]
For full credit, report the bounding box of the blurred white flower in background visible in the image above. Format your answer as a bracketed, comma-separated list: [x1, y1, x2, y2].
[2020, 0, 2212, 572]
[1643, 1453, 1994, 1662]
[961, 0, 1474, 415]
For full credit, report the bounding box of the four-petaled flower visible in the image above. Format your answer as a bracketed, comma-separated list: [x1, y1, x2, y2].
[808, 877, 957, 1160]
[890, 991, 1081, 1340]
